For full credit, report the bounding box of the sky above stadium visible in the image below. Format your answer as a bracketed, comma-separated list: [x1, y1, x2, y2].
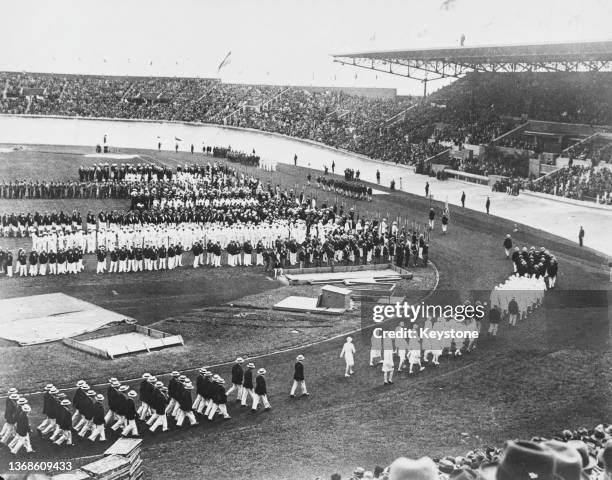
[3, 0, 611, 95]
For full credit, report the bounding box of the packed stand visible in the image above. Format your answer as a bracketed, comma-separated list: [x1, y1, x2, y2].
[528, 165, 612, 203]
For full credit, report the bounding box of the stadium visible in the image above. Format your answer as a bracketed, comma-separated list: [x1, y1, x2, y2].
[0, 1, 611, 480]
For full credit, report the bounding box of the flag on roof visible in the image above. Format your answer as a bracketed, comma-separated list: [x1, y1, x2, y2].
[217, 51, 232, 72]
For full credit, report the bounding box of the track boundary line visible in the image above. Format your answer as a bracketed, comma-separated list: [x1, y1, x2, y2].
[7, 262, 440, 400]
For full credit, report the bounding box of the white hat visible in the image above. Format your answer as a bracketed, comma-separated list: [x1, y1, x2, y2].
[235, 357, 244, 363]
[7, 388, 18, 395]
[142, 373, 151, 379]
[95, 394, 104, 401]
[257, 368, 267, 375]
[22, 405, 32, 413]
[388, 457, 438, 480]
[128, 390, 137, 398]
[296, 355, 305, 361]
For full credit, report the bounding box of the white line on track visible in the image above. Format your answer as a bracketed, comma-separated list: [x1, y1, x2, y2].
[7, 262, 440, 400]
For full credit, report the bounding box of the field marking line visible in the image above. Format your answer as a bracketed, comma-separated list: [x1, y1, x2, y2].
[7, 262, 439, 400]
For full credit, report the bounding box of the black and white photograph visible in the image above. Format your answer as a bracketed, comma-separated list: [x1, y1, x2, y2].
[0, 0, 611, 479]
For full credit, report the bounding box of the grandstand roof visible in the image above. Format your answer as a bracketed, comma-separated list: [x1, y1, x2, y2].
[332, 40, 612, 81]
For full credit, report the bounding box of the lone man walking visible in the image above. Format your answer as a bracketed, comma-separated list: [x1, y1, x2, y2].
[289, 355, 309, 398]
[340, 337, 355, 378]
[579, 226, 585, 247]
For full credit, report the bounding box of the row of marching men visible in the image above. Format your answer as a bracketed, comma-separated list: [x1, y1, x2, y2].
[0, 388, 33, 455]
[1, 358, 282, 455]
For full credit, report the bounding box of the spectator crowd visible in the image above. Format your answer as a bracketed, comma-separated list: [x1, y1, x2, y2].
[3, 70, 612, 175]
[528, 165, 612, 204]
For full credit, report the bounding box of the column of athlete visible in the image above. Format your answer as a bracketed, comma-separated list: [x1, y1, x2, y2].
[316, 175, 372, 201]
[0, 165, 434, 279]
[1, 354, 314, 455]
[0, 210, 434, 278]
[504, 234, 559, 287]
[483, 234, 560, 336]
[93, 163, 308, 273]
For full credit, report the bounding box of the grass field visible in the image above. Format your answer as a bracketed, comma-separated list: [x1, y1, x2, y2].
[0, 144, 610, 480]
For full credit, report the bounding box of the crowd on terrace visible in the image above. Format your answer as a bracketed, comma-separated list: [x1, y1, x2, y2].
[528, 164, 612, 203]
[2, 71, 612, 182]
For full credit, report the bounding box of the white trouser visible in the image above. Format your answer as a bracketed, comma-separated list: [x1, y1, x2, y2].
[176, 409, 198, 426]
[10, 434, 33, 454]
[252, 394, 271, 410]
[0, 422, 15, 443]
[165, 398, 177, 415]
[137, 402, 151, 420]
[78, 420, 93, 436]
[97, 261, 106, 273]
[204, 401, 216, 417]
[88, 423, 106, 441]
[226, 383, 243, 400]
[53, 429, 73, 445]
[290, 380, 307, 396]
[241, 388, 254, 406]
[121, 419, 138, 436]
[206, 403, 230, 420]
[149, 413, 169, 432]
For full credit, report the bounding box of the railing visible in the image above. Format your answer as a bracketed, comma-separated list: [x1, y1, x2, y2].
[560, 132, 600, 155]
[489, 121, 530, 145]
[379, 103, 417, 129]
[424, 148, 451, 165]
[443, 168, 489, 185]
[530, 165, 567, 184]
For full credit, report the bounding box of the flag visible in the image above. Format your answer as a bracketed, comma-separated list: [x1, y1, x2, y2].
[217, 51, 232, 72]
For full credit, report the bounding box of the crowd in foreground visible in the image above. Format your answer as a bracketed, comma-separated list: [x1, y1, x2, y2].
[329, 428, 612, 480]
